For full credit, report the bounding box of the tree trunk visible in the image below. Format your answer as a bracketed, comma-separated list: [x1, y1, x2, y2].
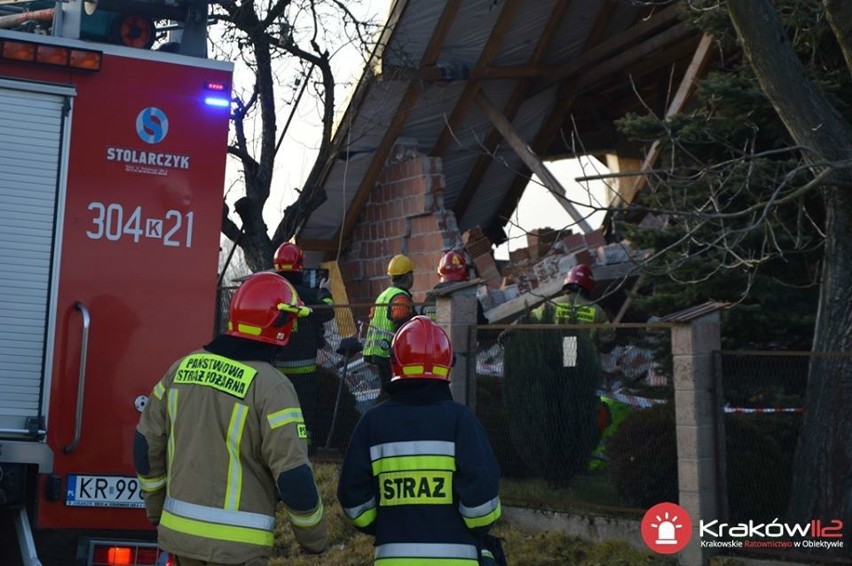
[793, 186, 852, 543]
[727, 0, 852, 548]
[823, 0, 852, 77]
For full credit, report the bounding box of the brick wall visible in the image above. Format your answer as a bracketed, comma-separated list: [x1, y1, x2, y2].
[338, 147, 463, 307]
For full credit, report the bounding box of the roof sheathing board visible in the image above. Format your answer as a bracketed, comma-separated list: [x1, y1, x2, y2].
[436, 79, 519, 209]
[540, 0, 605, 65]
[434, 1, 506, 66]
[457, 84, 558, 233]
[300, 80, 410, 242]
[381, 0, 441, 66]
[486, 0, 557, 67]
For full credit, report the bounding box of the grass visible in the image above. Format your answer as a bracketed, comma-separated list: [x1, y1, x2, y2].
[269, 462, 674, 566]
[500, 471, 644, 519]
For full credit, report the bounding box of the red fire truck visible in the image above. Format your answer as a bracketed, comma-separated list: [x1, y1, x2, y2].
[0, 2, 232, 564]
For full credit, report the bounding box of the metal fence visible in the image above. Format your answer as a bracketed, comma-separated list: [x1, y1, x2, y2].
[716, 351, 807, 524]
[215, 286, 822, 529]
[473, 323, 674, 514]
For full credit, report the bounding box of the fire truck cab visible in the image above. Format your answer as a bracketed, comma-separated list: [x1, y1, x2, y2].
[0, 2, 232, 564]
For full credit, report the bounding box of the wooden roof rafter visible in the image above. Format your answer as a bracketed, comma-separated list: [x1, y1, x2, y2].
[429, 0, 524, 157]
[453, 0, 575, 221]
[531, 3, 683, 96]
[493, 5, 693, 233]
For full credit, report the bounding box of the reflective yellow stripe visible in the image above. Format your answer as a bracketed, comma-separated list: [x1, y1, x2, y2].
[153, 381, 165, 400]
[276, 362, 317, 375]
[350, 506, 377, 528]
[138, 474, 166, 492]
[267, 408, 304, 429]
[288, 502, 324, 528]
[283, 365, 316, 374]
[236, 323, 262, 336]
[372, 455, 455, 475]
[166, 389, 178, 495]
[401, 364, 449, 376]
[225, 404, 248, 510]
[160, 509, 273, 547]
[462, 500, 502, 529]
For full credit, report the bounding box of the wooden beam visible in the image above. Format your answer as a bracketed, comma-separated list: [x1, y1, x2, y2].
[479, 3, 660, 231]
[493, 9, 693, 229]
[334, 0, 464, 251]
[617, 33, 715, 206]
[476, 92, 593, 233]
[583, 0, 619, 49]
[378, 64, 570, 81]
[572, 21, 694, 92]
[453, 0, 573, 220]
[532, 3, 682, 95]
[494, 90, 576, 226]
[430, 0, 523, 156]
[483, 260, 637, 324]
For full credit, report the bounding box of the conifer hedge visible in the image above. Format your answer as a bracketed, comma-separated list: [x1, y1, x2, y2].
[502, 327, 602, 487]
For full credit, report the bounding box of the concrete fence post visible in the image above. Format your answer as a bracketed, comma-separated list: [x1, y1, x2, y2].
[672, 311, 726, 566]
[435, 281, 479, 409]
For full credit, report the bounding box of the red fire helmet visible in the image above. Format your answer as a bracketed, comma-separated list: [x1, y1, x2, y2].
[227, 272, 311, 346]
[273, 242, 304, 273]
[437, 250, 469, 283]
[390, 316, 454, 381]
[564, 264, 594, 291]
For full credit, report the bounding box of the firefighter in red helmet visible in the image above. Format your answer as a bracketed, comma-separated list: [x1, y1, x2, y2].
[438, 249, 469, 283]
[422, 250, 489, 325]
[272, 242, 334, 455]
[338, 316, 505, 566]
[135, 273, 328, 564]
[529, 264, 608, 325]
[527, 263, 616, 472]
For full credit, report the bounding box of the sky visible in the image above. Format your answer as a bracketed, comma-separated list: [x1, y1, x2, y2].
[493, 157, 610, 260]
[221, 0, 611, 262]
[221, 0, 392, 232]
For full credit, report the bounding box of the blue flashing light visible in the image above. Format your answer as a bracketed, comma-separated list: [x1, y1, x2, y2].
[203, 80, 230, 108]
[205, 96, 230, 108]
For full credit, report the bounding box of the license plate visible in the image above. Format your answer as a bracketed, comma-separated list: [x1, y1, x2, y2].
[66, 475, 144, 508]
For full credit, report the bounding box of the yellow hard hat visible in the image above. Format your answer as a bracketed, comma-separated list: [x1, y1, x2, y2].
[387, 254, 415, 276]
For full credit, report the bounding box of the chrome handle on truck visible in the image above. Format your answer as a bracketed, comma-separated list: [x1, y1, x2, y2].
[63, 301, 90, 454]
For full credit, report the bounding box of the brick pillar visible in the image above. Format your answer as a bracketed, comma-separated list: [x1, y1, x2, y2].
[338, 143, 463, 306]
[672, 312, 726, 566]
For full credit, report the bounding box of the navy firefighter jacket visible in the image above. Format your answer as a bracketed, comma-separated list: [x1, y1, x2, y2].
[338, 380, 502, 565]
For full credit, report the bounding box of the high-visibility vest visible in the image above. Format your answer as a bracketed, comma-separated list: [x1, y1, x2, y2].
[364, 286, 411, 359]
[553, 294, 608, 325]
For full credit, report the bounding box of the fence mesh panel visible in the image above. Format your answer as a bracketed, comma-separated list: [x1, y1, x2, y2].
[474, 323, 673, 513]
[717, 351, 808, 523]
[216, 283, 852, 559]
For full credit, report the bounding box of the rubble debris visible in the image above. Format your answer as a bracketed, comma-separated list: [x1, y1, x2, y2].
[459, 225, 649, 323]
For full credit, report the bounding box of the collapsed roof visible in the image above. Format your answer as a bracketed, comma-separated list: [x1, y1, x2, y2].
[295, 0, 708, 256]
